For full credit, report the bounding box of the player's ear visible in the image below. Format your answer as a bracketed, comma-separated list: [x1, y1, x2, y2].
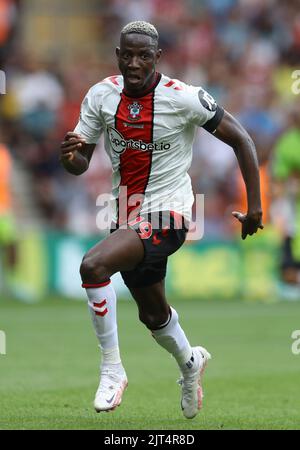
[155, 49, 162, 64]
[116, 47, 120, 59]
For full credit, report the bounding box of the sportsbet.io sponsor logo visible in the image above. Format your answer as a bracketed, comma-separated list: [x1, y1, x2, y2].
[107, 126, 170, 154]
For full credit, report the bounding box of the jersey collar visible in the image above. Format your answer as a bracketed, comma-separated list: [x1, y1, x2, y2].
[122, 72, 162, 98]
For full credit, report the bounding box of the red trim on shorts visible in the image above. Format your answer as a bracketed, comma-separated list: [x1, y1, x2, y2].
[82, 280, 111, 288]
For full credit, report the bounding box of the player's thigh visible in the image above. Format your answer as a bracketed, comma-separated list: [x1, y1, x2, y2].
[83, 227, 144, 273]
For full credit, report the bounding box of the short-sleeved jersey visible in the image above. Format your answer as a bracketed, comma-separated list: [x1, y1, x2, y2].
[74, 73, 223, 223]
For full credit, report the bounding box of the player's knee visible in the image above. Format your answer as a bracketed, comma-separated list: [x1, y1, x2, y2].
[79, 257, 96, 281]
[139, 310, 169, 330]
[80, 255, 110, 283]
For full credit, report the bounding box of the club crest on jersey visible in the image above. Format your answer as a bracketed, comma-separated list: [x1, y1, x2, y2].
[128, 101, 143, 121]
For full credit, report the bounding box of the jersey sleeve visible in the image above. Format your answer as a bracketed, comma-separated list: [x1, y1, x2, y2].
[73, 87, 104, 144]
[183, 85, 224, 133]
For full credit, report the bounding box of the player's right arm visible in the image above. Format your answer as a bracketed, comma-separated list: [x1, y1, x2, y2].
[60, 84, 103, 175]
[60, 132, 96, 175]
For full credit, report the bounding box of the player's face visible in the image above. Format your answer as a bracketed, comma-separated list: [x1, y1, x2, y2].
[116, 33, 161, 96]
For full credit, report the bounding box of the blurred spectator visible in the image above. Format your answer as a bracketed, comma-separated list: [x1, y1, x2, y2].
[0, 142, 18, 295]
[0, 0, 18, 66]
[271, 107, 300, 284]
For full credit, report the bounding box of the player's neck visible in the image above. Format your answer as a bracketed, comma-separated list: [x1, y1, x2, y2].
[123, 72, 160, 98]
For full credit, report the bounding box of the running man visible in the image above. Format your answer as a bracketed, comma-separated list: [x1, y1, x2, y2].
[60, 21, 263, 419]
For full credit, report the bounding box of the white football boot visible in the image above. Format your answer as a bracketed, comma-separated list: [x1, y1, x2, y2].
[178, 346, 211, 419]
[94, 364, 128, 413]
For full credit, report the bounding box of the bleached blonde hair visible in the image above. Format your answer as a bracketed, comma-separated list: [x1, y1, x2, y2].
[121, 21, 159, 44]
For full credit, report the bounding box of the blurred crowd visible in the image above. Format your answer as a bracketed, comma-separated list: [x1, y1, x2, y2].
[0, 0, 300, 252]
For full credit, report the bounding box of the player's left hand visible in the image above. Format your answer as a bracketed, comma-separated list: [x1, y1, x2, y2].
[232, 210, 264, 240]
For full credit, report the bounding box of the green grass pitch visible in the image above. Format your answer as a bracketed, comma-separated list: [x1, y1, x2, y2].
[0, 296, 300, 430]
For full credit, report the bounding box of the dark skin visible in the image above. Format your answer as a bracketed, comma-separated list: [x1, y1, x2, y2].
[60, 32, 263, 329]
[213, 111, 263, 239]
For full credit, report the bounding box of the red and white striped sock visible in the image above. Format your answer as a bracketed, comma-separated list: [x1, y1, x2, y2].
[82, 280, 121, 365]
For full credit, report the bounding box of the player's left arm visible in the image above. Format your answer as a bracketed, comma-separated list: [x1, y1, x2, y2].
[213, 110, 264, 239]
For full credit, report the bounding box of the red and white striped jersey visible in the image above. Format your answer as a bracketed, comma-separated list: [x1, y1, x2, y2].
[74, 73, 223, 223]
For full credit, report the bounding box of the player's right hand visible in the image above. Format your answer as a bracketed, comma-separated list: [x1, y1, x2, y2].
[60, 132, 86, 162]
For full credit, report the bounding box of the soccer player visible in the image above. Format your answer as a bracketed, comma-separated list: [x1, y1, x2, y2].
[60, 21, 263, 419]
